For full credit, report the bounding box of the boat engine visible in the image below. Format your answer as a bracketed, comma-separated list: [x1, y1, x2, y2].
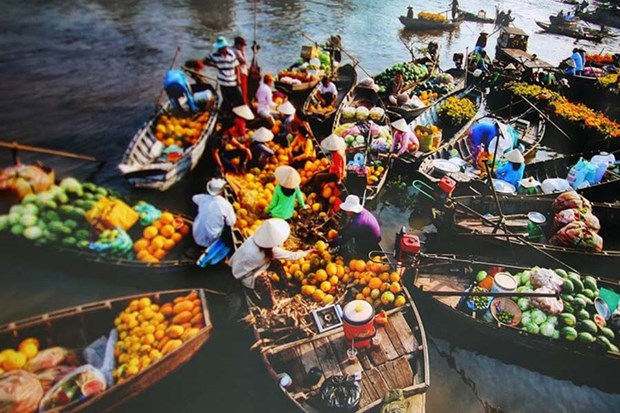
[394, 227, 421, 262]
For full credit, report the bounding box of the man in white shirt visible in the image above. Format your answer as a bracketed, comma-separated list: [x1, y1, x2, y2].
[193, 178, 236, 266]
[255, 73, 276, 127]
[317, 76, 338, 107]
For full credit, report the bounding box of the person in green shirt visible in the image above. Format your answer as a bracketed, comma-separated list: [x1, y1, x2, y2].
[265, 165, 308, 220]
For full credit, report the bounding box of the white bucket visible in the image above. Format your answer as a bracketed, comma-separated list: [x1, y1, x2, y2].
[492, 272, 518, 293]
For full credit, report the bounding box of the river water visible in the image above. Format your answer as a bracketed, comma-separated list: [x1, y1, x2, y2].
[1, 0, 619, 412]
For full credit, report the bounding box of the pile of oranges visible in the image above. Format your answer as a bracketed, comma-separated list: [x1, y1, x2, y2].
[113, 291, 204, 382]
[133, 212, 190, 263]
[153, 112, 210, 148]
[366, 165, 385, 185]
[300, 158, 330, 186]
[348, 257, 407, 308]
[0, 338, 40, 376]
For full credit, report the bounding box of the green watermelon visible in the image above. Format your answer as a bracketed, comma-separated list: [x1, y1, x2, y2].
[561, 327, 578, 341]
[560, 313, 577, 327]
[578, 319, 598, 335]
[578, 332, 596, 344]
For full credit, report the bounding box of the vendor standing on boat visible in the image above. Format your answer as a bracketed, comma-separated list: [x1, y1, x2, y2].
[265, 165, 308, 220]
[474, 32, 488, 54]
[255, 73, 276, 128]
[468, 121, 498, 164]
[494, 149, 525, 188]
[313, 134, 347, 191]
[163, 69, 199, 112]
[248, 127, 276, 169]
[317, 77, 338, 108]
[406, 6, 414, 19]
[450, 0, 460, 20]
[230, 218, 314, 308]
[330, 195, 382, 258]
[390, 119, 419, 157]
[233, 36, 249, 103]
[570, 48, 584, 75]
[192, 178, 236, 266]
[199, 36, 243, 114]
[209, 104, 254, 175]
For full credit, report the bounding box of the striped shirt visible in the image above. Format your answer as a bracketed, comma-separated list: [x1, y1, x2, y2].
[208, 49, 239, 87]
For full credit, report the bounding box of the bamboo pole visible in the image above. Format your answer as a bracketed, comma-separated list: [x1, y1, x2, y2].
[0, 141, 97, 162]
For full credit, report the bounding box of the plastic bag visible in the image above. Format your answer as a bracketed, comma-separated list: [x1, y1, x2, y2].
[530, 286, 564, 315]
[319, 375, 361, 411]
[552, 208, 600, 232]
[550, 221, 604, 251]
[0, 370, 44, 413]
[380, 389, 407, 413]
[541, 178, 571, 194]
[25, 348, 71, 373]
[566, 158, 589, 189]
[552, 191, 591, 213]
[529, 267, 564, 293]
[82, 329, 117, 387]
[35, 366, 76, 393]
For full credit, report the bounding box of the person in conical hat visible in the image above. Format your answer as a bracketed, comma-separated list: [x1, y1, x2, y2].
[229, 218, 314, 308]
[192, 178, 236, 266]
[312, 134, 347, 193]
[330, 195, 382, 258]
[390, 118, 419, 157]
[208, 106, 254, 175]
[228, 104, 255, 141]
[248, 127, 276, 169]
[265, 165, 308, 220]
[495, 148, 525, 188]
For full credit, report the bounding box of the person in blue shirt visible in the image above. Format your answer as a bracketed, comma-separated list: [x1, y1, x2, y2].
[163, 69, 198, 111]
[571, 48, 584, 75]
[468, 121, 498, 164]
[495, 148, 525, 188]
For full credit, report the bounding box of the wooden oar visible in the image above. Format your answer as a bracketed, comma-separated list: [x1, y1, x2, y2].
[156, 46, 182, 107]
[517, 95, 573, 141]
[182, 66, 217, 84]
[0, 141, 98, 162]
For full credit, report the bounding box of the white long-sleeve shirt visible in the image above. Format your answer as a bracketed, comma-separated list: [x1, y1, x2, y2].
[229, 236, 309, 288]
[192, 194, 236, 248]
[255, 82, 273, 115]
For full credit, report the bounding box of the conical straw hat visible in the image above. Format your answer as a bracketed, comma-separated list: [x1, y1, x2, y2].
[253, 218, 290, 248]
[320, 134, 346, 152]
[232, 104, 255, 120]
[277, 101, 296, 116]
[504, 148, 524, 164]
[252, 127, 274, 143]
[274, 165, 301, 189]
[391, 118, 409, 133]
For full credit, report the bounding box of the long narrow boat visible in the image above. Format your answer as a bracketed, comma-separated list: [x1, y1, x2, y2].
[397, 86, 485, 166]
[0, 289, 212, 412]
[399, 15, 462, 30]
[535, 21, 605, 42]
[415, 110, 546, 190]
[460, 10, 495, 24]
[118, 84, 220, 191]
[386, 69, 466, 124]
[332, 84, 394, 202]
[302, 63, 357, 127]
[434, 194, 620, 278]
[406, 253, 620, 394]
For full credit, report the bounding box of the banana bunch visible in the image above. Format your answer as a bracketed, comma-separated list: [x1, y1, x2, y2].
[89, 227, 134, 256]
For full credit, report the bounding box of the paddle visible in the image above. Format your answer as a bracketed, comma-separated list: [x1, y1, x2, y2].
[182, 66, 217, 84]
[156, 46, 182, 107]
[516, 95, 573, 141]
[0, 141, 98, 162]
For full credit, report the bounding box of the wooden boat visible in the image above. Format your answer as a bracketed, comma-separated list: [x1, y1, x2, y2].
[386, 69, 466, 124]
[399, 15, 461, 30]
[0, 289, 212, 412]
[118, 85, 220, 191]
[332, 84, 394, 202]
[302, 63, 357, 126]
[406, 253, 620, 394]
[535, 21, 605, 42]
[415, 110, 546, 189]
[436, 194, 620, 278]
[494, 27, 554, 70]
[578, 7, 620, 29]
[460, 10, 495, 24]
[397, 86, 485, 166]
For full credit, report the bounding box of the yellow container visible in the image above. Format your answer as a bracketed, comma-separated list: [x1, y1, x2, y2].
[300, 45, 319, 60]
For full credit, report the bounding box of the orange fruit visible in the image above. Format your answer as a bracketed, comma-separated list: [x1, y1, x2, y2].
[143, 226, 158, 240]
[319, 281, 332, 293]
[160, 225, 175, 238]
[163, 239, 175, 250]
[325, 263, 337, 277]
[389, 272, 401, 283]
[315, 269, 328, 282]
[179, 225, 190, 236]
[368, 277, 382, 290]
[153, 221, 163, 229]
[153, 249, 167, 260]
[172, 233, 183, 243]
[160, 212, 174, 225]
[312, 203, 321, 212]
[134, 239, 149, 252]
[137, 250, 150, 261]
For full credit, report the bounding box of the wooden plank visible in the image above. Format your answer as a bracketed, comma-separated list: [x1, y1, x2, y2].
[363, 368, 390, 405]
[312, 337, 342, 378]
[389, 312, 416, 354]
[278, 347, 307, 390]
[383, 320, 406, 357]
[297, 341, 322, 378]
[329, 332, 363, 376]
[357, 348, 373, 370]
[378, 358, 414, 390]
[368, 325, 399, 365]
[358, 376, 375, 408]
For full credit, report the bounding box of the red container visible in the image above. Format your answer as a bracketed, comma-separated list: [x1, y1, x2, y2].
[400, 234, 421, 255]
[437, 175, 456, 196]
[342, 300, 376, 349]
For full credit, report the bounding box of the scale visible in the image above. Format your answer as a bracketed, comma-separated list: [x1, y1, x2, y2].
[311, 304, 344, 333]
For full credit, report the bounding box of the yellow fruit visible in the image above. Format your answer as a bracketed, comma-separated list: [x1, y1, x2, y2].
[312, 203, 321, 212]
[138, 297, 152, 310]
[381, 291, 395, 306]
[18, 343, 38, 360]
[315, 269, 328, 282]
[301, 285, 317, 296]
[394, 295, 407, 307]
[390, 282, 402, 294]
[389, 272, 401, 283]
[328, 275, 339, 286]
[325, 263, 338, 277]
[370, 288, 381, 299]
[319, 281, 332, 292]
[2, 351, 26, 371]
[312, 289, 325, 303]
[143, 226, 158, 240]
[160, 212, 174, 225]
[315, 240, 327, 252]
[322, 294, 335, 305]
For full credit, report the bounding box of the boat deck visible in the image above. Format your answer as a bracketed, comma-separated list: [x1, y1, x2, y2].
[415, 273, 470, 309]
[265, 304, 425, 412]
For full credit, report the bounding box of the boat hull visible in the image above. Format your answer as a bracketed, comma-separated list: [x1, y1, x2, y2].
[399, 16, 461, 30]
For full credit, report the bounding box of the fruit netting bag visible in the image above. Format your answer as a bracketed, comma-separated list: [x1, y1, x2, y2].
[550, 221, 603, 252]
[529, 267, 564, 293]
[0, 370, 44, 413]
[551, 191, 591, 213]
[552, 208, 600, 232]
[319, 375, 361, 411]
[530, 286, 564, 315]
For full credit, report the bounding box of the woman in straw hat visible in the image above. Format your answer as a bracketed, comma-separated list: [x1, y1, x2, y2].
[312, 134, 347, 192]
[265, 165, 308, 220]
[390, 118, 419, 157]
[248, 126, 276, 169]
[229, 218, 314, 308]
[208, 104, 254, 175]
[495, 148, 525, 188]
[330, 194, 381, 258]
[193, 178, 236, 267]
